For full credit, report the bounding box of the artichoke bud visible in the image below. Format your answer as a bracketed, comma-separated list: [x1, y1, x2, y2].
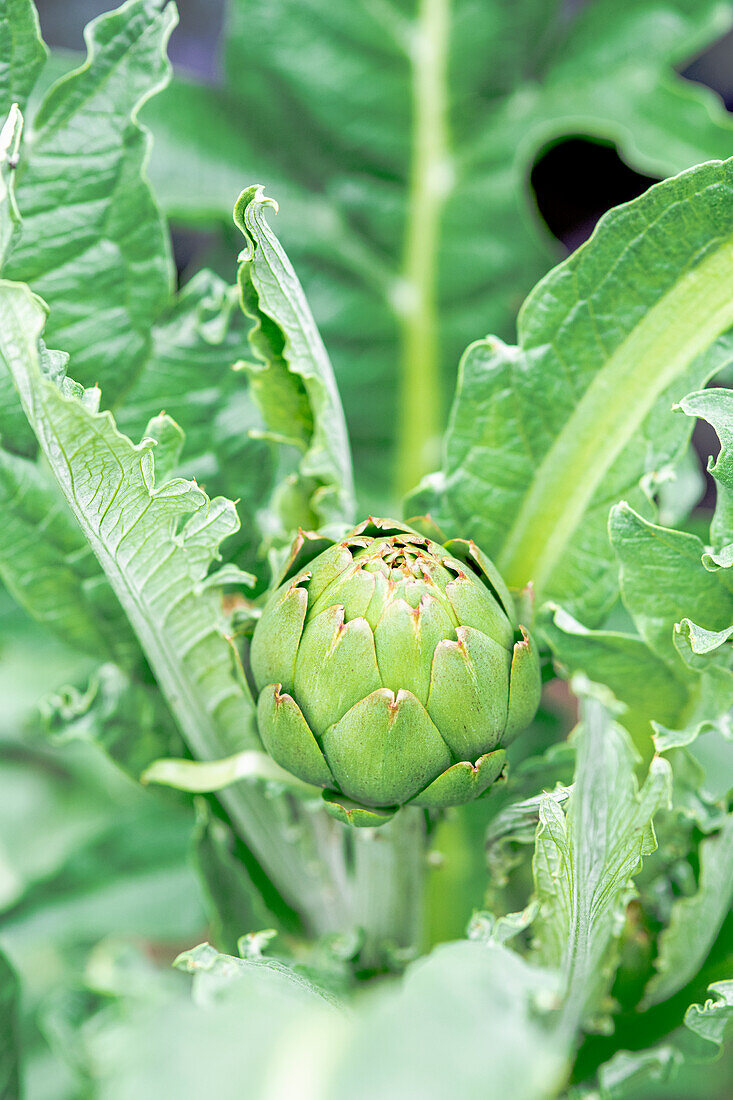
[251, 518, 541, 825]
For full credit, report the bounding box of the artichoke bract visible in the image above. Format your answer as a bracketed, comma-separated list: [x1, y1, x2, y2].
[251, 518, 541, 825]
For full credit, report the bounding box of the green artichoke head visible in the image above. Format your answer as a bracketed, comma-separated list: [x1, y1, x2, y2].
[251, 518, 541, 825]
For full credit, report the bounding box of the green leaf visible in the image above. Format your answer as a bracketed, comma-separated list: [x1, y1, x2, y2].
[643, 812, 733, 1007]
[541, 500, 733, 748]
[684, 980, 733, 1054]
[412, 160, 733, 622]
[87, 940, 566, 1100]
[4, 0, 175, 409]
[679, 388, 733, 550]
[234, 186, 354, 535]
[594, 983, 733, 1095]
[144, 0, 733, 490]
[0, 0, 46, 113]
[541, 605, 688, 745]
[0, 945, 20, 1100]
[532, 695, 671, 1033]
[610, 502, 733, 668]
[142, 749, 311, 793]
[0, 276, 348, 928]
[675, 619, 733, 666]
[0, 280, 257, 758]
[0, 103, 33, 456]
[597, 1045, 683, 1099]
[174, 940, 342, 1010]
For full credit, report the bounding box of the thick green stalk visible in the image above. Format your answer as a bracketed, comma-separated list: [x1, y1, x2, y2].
[352, 808, 427, 969]
[395, 0, 451, 498]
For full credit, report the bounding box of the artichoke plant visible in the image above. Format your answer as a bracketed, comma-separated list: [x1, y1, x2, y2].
[251, 518, 541, 825]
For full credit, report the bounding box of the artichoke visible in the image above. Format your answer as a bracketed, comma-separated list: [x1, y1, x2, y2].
[251, 518, 541, 825]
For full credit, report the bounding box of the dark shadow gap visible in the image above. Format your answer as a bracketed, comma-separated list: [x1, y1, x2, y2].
[530, 135, 659, 252]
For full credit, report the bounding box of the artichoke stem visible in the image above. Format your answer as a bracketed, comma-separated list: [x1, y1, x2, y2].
[224, 786, 354, 938]
[353, 807, 427, 969]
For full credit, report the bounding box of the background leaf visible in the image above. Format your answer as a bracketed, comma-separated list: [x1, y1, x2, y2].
[142, 0, 733, 491]
[3, 0, 175, 413]
[0, 0, 46, 113]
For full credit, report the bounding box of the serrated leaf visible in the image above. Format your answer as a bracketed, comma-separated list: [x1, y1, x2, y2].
[174, 939, 342, 1010]
[412, 161, 733, 622]
[0, 275, 348, 927]
[684, 980, 733, 1053]
[144, 0, 733, 490]
[532, 695, 671, 1033]
[4, 0, 175, 411]
[234, 185, 354, 534]
[1, 279, 256, 757]
[643, 812, 733, 1007]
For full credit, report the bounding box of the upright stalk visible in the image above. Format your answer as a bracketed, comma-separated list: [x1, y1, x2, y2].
[396, 0, 452, 496]
[352, 808, 427, 969]
[225, 788, 353, 938]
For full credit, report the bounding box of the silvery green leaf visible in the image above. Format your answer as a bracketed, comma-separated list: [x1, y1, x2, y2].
[0, 279, 257, 757]
[597, 1045, 682, 1099]
[532, 696, 671, 1034]
[674, 618, 733, 669]
[467, 903, 539, 946]
[0, 275, 346, 924]
[42, 662, 183, 777]
[174, 940, 342, 1010]
[234, 185, 355, 534]
[89, 940, 564, 1100]
[412, 161, 733, 622]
